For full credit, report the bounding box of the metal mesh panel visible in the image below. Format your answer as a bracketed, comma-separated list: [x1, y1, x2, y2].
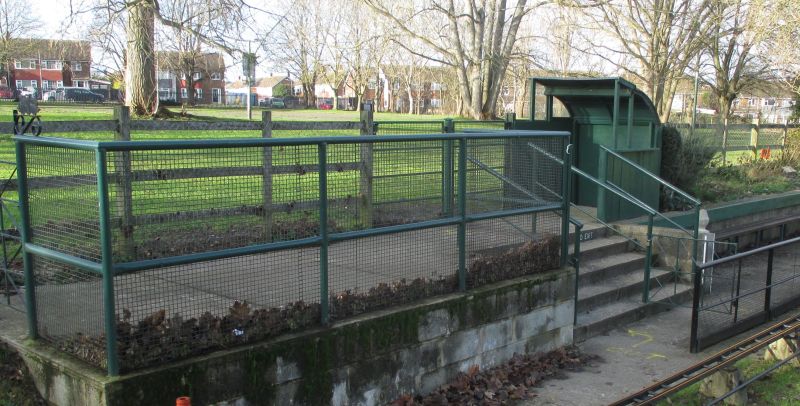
[107, 146, 322, 262]
[328, 226, 459, 320]
[375, 121, 442, 135]
[32, 255, 106, 368]
[113, 249, 320, 371]
[759, 127, 784, 147]
[725, 125, 753, 149]
[466, 212, 562, 289]
[768, 245, 800, 309]
[372, 140, 446, 225]
[26, 145, 100, 261]
[465, 137, 563, 215]
[697, 252, 768, 339]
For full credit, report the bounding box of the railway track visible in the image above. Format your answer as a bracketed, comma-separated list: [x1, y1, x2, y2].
[609, 313, 800, 405]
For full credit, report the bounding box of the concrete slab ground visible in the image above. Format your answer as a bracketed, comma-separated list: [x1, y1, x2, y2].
[525, 305, 800, 406]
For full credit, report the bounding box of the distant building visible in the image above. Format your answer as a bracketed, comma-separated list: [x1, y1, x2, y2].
[226, 74, 294, 106]
[156, 52, 226, 104]
[5, 38, 92, 97]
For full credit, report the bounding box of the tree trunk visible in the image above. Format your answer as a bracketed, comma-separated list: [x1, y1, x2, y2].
[407, 85, 413, 114]
[125, 0, 158, 116]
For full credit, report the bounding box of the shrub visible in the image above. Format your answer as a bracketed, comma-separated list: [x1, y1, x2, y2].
[659, 126, 717, 207]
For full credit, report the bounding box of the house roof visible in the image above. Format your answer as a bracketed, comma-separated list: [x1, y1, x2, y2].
[254, 76, 290, 88]
[10, 38, 91, 61]
[156, 51, 225, 72]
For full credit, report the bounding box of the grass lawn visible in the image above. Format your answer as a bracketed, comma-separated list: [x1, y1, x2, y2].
[0, 101, 468, 122]
[662, 356, 800, 405]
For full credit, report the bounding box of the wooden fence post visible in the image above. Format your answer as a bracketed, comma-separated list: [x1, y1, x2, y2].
[722, 117, 729, 165]
[782, 119, 789, 150]
[750, 116, 761, 156]
[113, 105, 134, 259]
[359, 102, 374, 228]
[262, 111, 273, 241]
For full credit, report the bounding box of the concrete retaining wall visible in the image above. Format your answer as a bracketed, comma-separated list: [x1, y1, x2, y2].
[18, 268, 575, 406]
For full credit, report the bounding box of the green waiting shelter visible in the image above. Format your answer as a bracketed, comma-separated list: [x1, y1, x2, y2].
[513, 77, 663, 222]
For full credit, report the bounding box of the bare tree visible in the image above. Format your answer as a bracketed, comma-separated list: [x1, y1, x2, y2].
[364, 0, 536, 119]
[579, 0, 713, 122]
[767, 0, 800, 96]
[702, 0, 776, 122]
[0, 0, 42, 88]
[73, 0, 257, 115]
[341, 0, 386, 112]
[268, 0, 330, 108]
[382, 43, 428, 114]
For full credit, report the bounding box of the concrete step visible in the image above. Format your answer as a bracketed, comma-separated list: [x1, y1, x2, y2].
[573, 282, 693, 342]
[570, 235, 633, 262]
[566, 222, 609, 244]
[576, 268, 674, 313]
[578, 252, 649, 287]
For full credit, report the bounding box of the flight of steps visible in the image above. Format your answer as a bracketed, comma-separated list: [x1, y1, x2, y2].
[569, 224, 693, 342]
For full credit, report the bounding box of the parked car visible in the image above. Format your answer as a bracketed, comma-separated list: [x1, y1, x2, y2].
[43, 87, 105, 103]
[18, 87, 36, 97]
[319, 102, 333, 110]
[271, 98, 285, 108]
[0, 85, 13, 99]
[258, 99, 270, 107]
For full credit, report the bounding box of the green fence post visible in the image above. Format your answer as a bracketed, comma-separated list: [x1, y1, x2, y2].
[262, 111, 274, 241]
[642, 214, 654, 303]
[96, 148, 119, 376]
[15, 141, 37, 339]
[528, 79, 536, 120]
[442, 119, 454, 216]
[458, 138, 467, 291]
[572, 222, 582, 325]
[561, 140, 572, 266]
[689, 204, 703, 353]
[597, 148, 607, 222]
[319, 142, 330, 324]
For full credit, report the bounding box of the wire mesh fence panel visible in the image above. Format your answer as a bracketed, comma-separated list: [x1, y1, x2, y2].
[328, 225, 459, 320]
[32, 255, 106, 369]
[465, 137, 563, 215]
[466, 212, 562, 289]
[758, 127, 784, 148]
[106, 145, 324, 262]
[372, 140, 447, 225]
[25, 145, 100, 261]
[768, 245, 800, 310]
[696, 252, 768, 341]
[725, 125, 754, 150]
[374, 121, 443, 135]
[113, 248, 320, 371]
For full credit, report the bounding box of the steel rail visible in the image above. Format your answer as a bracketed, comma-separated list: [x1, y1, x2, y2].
[609, 313, 800, 405]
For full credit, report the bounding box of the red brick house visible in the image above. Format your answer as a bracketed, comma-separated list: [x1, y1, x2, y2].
[6, 38, 92, 97]
[157, 52, 226, 104]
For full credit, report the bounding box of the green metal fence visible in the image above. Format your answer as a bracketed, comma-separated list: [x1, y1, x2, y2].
[673, 122, 796, 155]
[15, 130, 569, 375]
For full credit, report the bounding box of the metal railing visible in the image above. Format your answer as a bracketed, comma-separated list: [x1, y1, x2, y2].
[691, 235, 800, 352]
[14, 130, 569, 375]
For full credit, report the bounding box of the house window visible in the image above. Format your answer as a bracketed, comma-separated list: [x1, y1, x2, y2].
[748, 98, 756, 106]
[41, 60, 63, 70]
[431, 82, 442, 91]
[74, 80, 87, 88]
[14, 59, 36, 69]
[211, 72, 222, 80]
[195, 88, 203, 99]
[16, 80, 37, 88]
[181, 88, 188, 99]
[42, 80, 57, 89]
[72, 62, 82, 71]
[212, 88, 221, 103]
[764, 98, 775, 106]
[193, 72, 202, 81]
[431, 98, 441, 107]
[57, 80, 63, 88]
